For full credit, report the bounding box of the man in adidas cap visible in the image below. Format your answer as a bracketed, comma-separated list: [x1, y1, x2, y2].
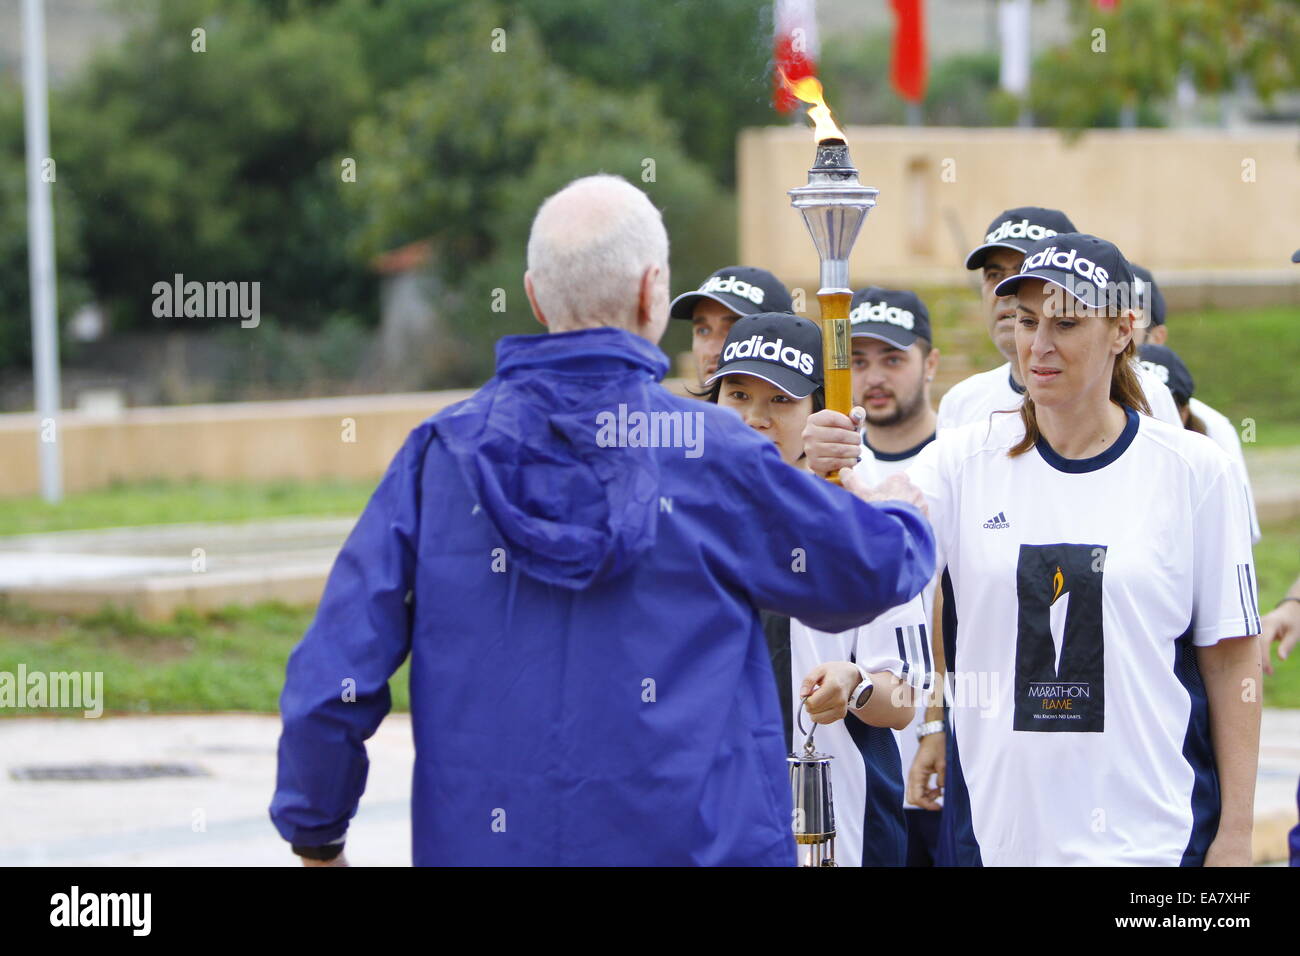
[937, 208, 1180, 430]
[670, 265, 794, 387]
[848, 285, 946, 866]
[1132, 266, 1260, 542]
[1130, 263, 1168, 346]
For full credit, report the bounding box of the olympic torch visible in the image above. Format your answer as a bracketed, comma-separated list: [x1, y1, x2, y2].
[785, 76, 879, 483]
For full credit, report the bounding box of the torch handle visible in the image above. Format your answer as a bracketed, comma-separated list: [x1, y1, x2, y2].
[815, 290, 854, 484]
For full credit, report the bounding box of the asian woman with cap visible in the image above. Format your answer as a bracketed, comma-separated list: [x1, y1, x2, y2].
[801, 233, 1262, 866]
[703, 311, 932, 866]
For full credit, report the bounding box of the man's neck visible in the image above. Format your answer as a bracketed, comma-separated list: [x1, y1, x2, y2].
[1006, 356, 1023, 388]
[863, 405, 938, 455]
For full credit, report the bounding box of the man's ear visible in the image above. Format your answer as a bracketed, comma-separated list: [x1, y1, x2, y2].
[924, 346, 941, 380]
[636, 264, 661, 330]
[524, 272, 548, 328]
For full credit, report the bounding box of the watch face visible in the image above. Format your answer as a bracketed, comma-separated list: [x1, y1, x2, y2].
[854, 683, 874, 708]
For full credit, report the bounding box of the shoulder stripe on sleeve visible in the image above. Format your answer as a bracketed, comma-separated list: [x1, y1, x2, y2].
[1244, 564, 1260, 633]
[918, 622, 932, 680]
[1235, 564, 1251, 638]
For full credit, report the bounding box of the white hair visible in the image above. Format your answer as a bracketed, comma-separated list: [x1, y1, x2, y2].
[526, 174, 669, 330]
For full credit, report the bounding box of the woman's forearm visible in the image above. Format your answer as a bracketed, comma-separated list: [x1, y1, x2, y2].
[854, 670, 915, 731]
[1197, 637, 1261, 834]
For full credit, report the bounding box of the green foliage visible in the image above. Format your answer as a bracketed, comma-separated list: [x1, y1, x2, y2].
[347, 5, 733, 385]
[818, 31, 904, 126]
[1032, 0, 1300, 130]
[54, 0, 373, 333]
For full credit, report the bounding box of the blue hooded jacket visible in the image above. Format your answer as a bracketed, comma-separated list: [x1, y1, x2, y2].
[271, 326, 934, 866]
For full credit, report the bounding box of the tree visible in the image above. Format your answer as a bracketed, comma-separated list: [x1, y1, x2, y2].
[346, 5, 732, 385]
[1032, 0, 1300, 130]
[54, 0, 373, 332]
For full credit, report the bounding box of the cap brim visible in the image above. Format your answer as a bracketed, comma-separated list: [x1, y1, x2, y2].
[994, 270, 1116, 310]
[965, 241, 1028, 271]
[850, 324, 921, 349]
[669, 291, 756, 320]
[704, 361, 818, 399]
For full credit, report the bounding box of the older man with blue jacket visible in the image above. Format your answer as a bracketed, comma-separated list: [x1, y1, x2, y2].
[270, 174, 934, 866]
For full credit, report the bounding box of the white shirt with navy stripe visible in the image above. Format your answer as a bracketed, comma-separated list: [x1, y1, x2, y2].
[906, 409, 1259, 866]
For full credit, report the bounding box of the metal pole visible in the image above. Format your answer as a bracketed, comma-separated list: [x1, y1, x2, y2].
[22, 0, 63, 502]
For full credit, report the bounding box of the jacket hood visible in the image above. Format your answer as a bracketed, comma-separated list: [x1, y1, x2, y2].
[435, 327, 671, 589]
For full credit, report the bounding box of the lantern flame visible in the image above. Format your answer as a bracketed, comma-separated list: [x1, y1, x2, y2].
[780, 70, 846, 143]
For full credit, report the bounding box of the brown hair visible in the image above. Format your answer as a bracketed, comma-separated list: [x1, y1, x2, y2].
[1007, 334, 1151, 458]
[1184, 408, 1208, 436]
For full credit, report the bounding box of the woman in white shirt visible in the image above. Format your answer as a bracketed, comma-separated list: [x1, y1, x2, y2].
[805, 234, 1262, 866]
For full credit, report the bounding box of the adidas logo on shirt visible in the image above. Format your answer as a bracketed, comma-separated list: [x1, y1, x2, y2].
[699, 274, 765, 305]
[983, 511, 1010, 530]
[1021, 245, 1111, 289]
[721, 335, 815, 376]
[986, 218, 1059, 245]
[850, 301, 915, 330]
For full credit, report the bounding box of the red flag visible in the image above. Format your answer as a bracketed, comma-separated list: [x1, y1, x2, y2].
[774, 0, 818, 113]
[890, 0, 927, 104]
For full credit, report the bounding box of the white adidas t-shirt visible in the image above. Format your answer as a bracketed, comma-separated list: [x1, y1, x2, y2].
[852, 436, 941, 812]
[1189, 397, 1261, 543]
[936, 361, 1181, 431]
[789, 590, 930, 867]
[906, 409, 1259, 866]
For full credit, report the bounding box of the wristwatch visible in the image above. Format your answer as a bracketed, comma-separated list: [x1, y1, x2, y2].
[916, 720, 945, 741]
[847, 664, 874, 711]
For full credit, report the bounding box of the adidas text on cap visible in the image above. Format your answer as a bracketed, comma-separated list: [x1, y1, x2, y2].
[849, 286, 932, 349]
[994, 233, 1137, 315]
[670, 266, 794, 320]
[965, 207, 1079, 271]
[1138, 343, 1195, 405]
[705, 312, 823, 399]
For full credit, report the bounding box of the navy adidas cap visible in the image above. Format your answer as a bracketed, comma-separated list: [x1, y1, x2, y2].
[849, 287, 932, 348]
[995, 233, 1136, 313]
[1292, 249, 1300, 263]
[1131, 263, 1166, 327]
[670, 266, 794, 320]
[1138, 344, 1195, 405]
[965, 207, 1079, 270]
[705, 312, 822, 399]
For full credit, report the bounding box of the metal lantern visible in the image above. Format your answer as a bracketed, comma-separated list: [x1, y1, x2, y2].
[788, 698, 837, 867]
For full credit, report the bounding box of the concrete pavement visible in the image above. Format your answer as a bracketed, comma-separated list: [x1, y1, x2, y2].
[0, 709, 1296, 866]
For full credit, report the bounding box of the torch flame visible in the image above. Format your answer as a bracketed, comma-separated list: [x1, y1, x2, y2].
[780, 70, 846, 143]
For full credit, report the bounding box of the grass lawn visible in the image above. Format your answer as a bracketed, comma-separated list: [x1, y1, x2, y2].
[0, 601, 409, 715]
[1, 518, 1297, 714]
[0, 477, 375, 537]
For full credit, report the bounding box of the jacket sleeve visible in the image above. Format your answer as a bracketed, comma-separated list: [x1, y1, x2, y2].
[718, 429, 936, 635]
[269, 424, 431, 847]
